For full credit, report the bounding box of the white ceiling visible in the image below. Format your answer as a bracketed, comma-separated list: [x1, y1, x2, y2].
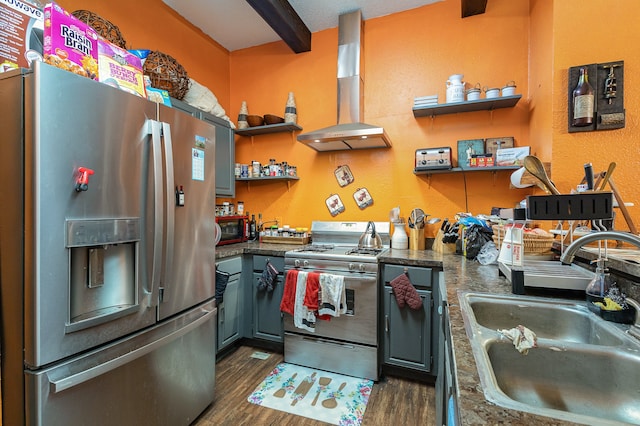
[162, 0, 443, 52]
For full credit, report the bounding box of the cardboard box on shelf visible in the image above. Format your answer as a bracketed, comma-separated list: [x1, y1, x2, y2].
[496, 147, 530, 167]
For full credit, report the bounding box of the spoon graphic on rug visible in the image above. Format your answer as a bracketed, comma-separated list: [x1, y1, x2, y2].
[311, 377, 332, 406]
[321, 382, 346, 409]
[291, 372, 317, 406]
[273, 373, 297, 398]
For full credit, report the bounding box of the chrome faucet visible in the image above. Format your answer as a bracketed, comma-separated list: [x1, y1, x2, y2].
[625, 298, 640, 340]
[559, 230, 640, 264]
[559, 230, 640, 339]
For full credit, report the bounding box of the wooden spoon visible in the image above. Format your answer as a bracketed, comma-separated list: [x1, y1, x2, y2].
[321, 382, 346, 409]
[599, 162, 617, 190]
[523, 155, 561, 195]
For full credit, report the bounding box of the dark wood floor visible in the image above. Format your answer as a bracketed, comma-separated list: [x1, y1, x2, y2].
[192, 345, 436, 425]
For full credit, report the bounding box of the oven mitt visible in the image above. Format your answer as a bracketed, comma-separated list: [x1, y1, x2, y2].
[215, 268, 230, 303]
[258, 260, 279, 292]
[390, 272, 423, 310]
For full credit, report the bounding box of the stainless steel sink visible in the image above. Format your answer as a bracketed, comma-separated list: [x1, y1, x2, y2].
[467, 295, 626, 346]
[459, 291, 640, 425]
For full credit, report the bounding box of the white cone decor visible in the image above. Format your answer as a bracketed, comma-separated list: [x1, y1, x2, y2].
[238, 101, 249, 129]
[284, 92, 297, 124]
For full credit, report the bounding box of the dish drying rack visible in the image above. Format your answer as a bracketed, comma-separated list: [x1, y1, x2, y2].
[499, 192, 613, 294]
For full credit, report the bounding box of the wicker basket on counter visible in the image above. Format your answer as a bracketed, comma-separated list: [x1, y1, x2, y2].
[71, 10, 127, 49]
[142, 51, 190, 100]
[492, 224, 555, 254]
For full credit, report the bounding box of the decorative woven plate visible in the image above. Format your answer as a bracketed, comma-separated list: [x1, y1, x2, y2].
[71, 10, 126, 49]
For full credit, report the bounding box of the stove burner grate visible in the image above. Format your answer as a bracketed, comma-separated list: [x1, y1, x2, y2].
[345, 247, 383, 256]
[295, 244, 335, 253]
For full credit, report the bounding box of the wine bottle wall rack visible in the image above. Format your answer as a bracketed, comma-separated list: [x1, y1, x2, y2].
[568, 60, 625, 133]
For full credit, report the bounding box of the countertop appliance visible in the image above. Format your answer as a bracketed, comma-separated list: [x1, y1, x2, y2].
[0, 62, 217, 425]
[283, 221, 390, 380]
[216, 215, 248, 245]
[415, 147, 453, 171]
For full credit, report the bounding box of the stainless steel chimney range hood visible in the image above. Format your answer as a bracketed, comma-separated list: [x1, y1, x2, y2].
[297, 10, 392, 152]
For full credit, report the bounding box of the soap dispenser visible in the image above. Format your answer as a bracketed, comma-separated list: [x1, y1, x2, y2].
[585, 258, 610, 303]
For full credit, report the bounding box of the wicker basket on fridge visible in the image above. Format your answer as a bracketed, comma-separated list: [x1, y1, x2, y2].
[71, 10, 127, 49]
[492, 224, 555, 254]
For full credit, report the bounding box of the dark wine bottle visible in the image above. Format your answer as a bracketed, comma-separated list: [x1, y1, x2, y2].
[572, 67, 594, 127]
[249, 214, 257, 240]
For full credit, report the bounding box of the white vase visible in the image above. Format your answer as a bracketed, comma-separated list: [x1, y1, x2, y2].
[446, 74, 465, 103]
[391, 221, 408, 249]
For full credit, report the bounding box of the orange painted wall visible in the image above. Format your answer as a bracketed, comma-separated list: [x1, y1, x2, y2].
[549, 0, 640, 232]
[56, 0, 231, 109]
[52, 0, 640, 234]
[231, 1, 535, 234]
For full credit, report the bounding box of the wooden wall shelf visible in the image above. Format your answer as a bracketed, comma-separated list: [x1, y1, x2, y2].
[235, 123, 302, 137]
[414, 166, 520, 176]
[413, 95, 522, 118]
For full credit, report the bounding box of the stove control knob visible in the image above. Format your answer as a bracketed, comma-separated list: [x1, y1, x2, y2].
[348, 263, 355, 271]
[358, 263, 366, 272]
[303, 260, 309, 268]
[294, 259, 301, 267]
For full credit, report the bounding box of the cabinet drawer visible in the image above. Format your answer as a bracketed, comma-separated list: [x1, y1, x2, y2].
[383, 264, 433, 289]
[253, 255, 285, 273]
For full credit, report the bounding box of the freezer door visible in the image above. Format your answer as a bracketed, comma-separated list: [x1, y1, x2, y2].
[23, 62, 159, 368]
[157, 104, 217, 320]
[25, 300, 217, 426]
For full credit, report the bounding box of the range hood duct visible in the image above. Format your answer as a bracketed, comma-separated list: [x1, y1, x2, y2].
[297, 10, 392, 151]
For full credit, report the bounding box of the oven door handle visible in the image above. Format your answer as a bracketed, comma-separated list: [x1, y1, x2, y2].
[301, 335, 355, 349]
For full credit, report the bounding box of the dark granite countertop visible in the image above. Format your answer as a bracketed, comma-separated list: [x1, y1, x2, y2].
[215, 243, 635, 425]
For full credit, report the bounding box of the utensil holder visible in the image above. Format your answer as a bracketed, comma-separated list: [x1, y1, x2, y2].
[409, 227, 425, 250]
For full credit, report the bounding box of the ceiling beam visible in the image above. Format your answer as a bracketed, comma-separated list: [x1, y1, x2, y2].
[461, 0, 488, 18]
[246, 0, 311, 53]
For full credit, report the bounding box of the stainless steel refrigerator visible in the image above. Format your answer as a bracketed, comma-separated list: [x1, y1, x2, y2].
[0, 62, 218, 425]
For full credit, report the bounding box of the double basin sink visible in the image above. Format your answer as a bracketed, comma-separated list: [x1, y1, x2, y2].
[459, 291, 640, 425]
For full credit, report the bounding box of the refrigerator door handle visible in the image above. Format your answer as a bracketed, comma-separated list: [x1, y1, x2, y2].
[161, 122, 176, 297]
[150, 120, 164, 306]
[48, 306, 216, 394]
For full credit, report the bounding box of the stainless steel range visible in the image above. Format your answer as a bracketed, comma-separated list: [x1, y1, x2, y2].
[283, 221, 390, 380]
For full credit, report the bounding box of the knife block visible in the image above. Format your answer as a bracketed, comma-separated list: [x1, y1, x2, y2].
[409, 227, 425, 250]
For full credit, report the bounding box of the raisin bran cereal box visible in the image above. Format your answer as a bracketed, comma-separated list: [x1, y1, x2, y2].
[0, 0, 44, 73]
[43, 2, 98, 79]
[98, 39, 146, 98]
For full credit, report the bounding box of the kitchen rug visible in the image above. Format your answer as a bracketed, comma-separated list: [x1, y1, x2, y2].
[247, 362, 373, 425]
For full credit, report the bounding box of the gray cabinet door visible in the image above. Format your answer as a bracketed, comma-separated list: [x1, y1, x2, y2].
[383, 286, 433, 372]
[252, 272, 285, 342]
[216, 256, 243, 353]
[217, 273, 241, 352]
[201, 112, 235, 198]
[252, 255, 285, 342]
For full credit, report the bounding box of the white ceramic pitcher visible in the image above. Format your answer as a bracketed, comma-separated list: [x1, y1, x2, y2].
[446, 74, 465, 103]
